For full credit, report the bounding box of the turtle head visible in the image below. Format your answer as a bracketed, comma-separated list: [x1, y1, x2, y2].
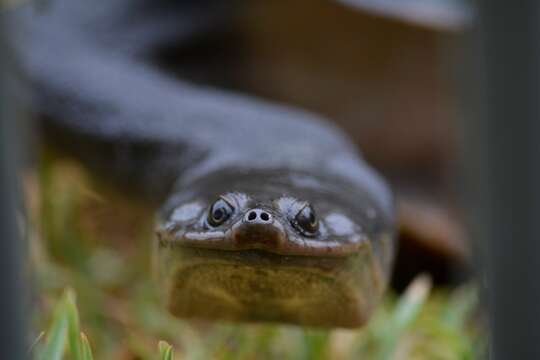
[154, 168, 395, 327]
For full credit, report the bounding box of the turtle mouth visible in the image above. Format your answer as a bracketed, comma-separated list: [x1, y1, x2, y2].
[157, 220, 365, 257]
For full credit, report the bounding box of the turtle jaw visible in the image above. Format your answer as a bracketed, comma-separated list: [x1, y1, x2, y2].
[153, 245, 386, 328]
[154, 220, 388, 327]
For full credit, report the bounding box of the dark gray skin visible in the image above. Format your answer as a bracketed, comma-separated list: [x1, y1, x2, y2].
[8, 0, 468, 327]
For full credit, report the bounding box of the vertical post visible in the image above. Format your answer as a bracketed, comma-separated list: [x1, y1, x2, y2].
[465, 0, 540, 358]
[0, 17, 28, 360]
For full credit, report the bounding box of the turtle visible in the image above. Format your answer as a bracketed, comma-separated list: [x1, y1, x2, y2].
[8, 0, 472, 328]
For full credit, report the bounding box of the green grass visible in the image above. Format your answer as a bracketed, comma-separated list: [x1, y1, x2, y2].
[28, 158, 481, 359]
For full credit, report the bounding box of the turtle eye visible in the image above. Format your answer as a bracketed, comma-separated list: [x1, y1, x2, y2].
[207, 198, 234, 227]
[293, 204, 319, 236]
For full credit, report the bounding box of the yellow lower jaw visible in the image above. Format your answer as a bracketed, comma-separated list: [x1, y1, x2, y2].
[154, 246, 387, 328]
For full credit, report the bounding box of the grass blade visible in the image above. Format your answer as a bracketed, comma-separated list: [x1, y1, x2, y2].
[80, 333, 94, 360]
[375, 274, 432, 360]
[40, 298, 69, 360]
[29, 331, 45, 357]
[159, 341, 174, 360]
[302, 329, 329, 360]
[64, 289, 82, 359]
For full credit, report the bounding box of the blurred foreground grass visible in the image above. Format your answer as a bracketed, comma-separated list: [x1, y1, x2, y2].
[27, 158, 481, 359]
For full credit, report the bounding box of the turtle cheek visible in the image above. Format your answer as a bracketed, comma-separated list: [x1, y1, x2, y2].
[170, 202, 206, 224]
[323, 212, 360, 238]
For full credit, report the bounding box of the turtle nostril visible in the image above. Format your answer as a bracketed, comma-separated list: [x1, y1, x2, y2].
[247, 211, 257, 221]
[260, 212, 270, 222]
[244, 209, 273, 224]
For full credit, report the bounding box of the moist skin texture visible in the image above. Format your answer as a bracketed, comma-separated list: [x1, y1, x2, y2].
[11, 0, 396, 327]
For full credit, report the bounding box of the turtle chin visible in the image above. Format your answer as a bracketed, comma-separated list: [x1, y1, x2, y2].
[154, 230, 389, 328]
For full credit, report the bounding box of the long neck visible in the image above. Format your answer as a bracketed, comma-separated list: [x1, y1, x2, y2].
[8, 0, 371, 203]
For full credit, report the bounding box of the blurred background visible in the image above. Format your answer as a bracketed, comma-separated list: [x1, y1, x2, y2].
[3, 0, 487, 359]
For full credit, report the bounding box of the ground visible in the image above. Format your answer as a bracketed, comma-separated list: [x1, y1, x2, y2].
[28, 157, 480, 359]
